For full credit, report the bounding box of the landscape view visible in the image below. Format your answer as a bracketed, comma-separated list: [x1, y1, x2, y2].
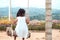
[0, 0, 60, 40]
[0, 7, 60, 20]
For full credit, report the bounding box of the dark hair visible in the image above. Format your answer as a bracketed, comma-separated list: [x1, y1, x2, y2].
[17, 8, 25, 17]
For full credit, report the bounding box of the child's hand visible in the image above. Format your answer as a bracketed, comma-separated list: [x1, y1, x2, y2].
[26, 14, 30, 24]
[10, 15, 13, 19]
[10, 15, 15, 24]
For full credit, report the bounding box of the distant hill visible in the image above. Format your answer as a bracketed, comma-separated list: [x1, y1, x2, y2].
[0, 7, 60, 20]
[52, 9, 60, 20]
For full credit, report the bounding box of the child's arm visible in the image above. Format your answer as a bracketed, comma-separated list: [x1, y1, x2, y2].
[25, 14, 30, 24]
[13, 19, 18, 24]
[10, 16, 17, 24]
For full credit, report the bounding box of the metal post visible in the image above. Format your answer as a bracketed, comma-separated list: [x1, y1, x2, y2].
[9, 0, 11, 21]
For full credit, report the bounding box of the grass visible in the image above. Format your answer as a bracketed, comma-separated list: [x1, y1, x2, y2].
[0, 26, 6, 31]
[0, 23, 60, 31]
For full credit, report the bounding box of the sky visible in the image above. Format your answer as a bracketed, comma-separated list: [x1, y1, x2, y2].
[0, 0, 60, 9]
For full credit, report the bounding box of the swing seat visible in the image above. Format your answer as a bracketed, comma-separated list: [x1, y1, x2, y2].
[6, 27, 31, 38]
[13, 31, 31, 38]
[7, 30, 31, 38]
[7, 30, 12, 36]
[27, 32, 31, 39]
[7, 30, 17, 37]
[6, 27, 12, 37]
[13, 31, 17, 37]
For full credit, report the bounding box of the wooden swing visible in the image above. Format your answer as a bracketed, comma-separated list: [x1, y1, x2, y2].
[6, 0, 13, 37]
[6, 0, 31, 39]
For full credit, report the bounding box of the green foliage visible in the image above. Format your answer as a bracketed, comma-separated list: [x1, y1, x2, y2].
[0, 26, 6, 31]
[12, 25, 16, 30]
[52, 23, 60, 29]
[28, 25, 45, 31]
[0, 16, 8, 20]
[0, 23, 60, 31]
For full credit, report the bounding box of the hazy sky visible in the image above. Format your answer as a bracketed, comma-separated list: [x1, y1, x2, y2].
[0, 0, 60, 9]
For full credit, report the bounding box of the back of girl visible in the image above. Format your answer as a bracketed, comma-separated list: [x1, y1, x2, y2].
[14, 8, 30, 40]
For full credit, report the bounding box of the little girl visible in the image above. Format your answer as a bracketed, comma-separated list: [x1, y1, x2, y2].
[11, 8, 30, 40]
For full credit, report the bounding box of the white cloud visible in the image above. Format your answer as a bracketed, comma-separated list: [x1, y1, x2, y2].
[11, 0, 45, 8]
[0, 0, 60, 9]
[11, 0, 28, 8]
[0, 0, 9, 7]
[0, 0, 45, 8]
[52, 0, 60, 9]
[29, 0, 45, 8]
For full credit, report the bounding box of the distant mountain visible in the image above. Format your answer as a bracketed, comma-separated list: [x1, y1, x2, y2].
[0, 8, 9, 16]
[52, 9, 60, 20]
[0, 7, 60, 20]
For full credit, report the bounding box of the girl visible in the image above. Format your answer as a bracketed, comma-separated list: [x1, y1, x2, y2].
[11, 8, 30, 40]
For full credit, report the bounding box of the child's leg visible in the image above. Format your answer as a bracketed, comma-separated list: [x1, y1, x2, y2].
[14, 36, 17, 40]
[13, 31, 17, 40]
[22, 38, 25, 40]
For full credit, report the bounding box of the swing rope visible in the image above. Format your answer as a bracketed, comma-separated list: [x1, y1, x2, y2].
[6, 0, 13, 36]
[6, 0, 31, 38]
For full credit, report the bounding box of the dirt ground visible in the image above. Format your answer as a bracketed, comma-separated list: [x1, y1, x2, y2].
[0, 29, 60, 40]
